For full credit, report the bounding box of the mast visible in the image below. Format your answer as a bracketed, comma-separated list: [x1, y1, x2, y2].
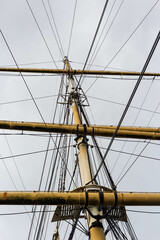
[0, 65, 160, 238]
[64, 57, 105, 239]
[0, 64, 159, 239]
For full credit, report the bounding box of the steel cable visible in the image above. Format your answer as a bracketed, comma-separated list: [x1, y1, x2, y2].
[93, 30, 160, 180]
[76, 0, 110, 88]
[25, 0, 58, 68]
[85, 0, 159, 94]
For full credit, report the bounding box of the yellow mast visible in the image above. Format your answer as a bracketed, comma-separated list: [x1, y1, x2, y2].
[64, 57, 105, 239]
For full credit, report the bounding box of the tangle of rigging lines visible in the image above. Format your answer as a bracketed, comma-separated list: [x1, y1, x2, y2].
[0, 0, 160, 240]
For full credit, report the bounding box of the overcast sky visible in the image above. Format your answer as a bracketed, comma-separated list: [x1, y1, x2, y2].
[0, 0, 160, 239]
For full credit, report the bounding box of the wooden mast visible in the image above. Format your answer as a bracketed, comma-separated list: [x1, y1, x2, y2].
[64, 57, 105, 240]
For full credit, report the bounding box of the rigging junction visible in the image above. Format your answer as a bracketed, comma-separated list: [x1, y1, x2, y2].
[0, 58, 160, 239]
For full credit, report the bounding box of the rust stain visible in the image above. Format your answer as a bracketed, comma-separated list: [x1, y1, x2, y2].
[3, 192, 7, 199]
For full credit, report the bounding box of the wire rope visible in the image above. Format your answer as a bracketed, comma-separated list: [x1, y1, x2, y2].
[67, 0, 78, 57]
[111, 78, 155, 173]
[85, 0, 159, 94]
[0, 145, 73, 161]
[43, 207, 51, 240]
[93, 30, 160, 181]
[31, 128, 73, 239]
[0, 209, 56, 216]
[31, 75, 78, 240]
[0, 60, 62, 68]
[76, 0, 110, 88]
[0, 94, 57, 107]
[46, 0, 65, 57]
[0, 31, 66, 192]
[116, 101, 160, 185]
[41, 0, 64, 58]
[25, 0, 58, 68]
[104, 0, 159, 69]
[0, 31, 54, 135]
[127, 209, 160, 214]
[3, 132, 26, 190]
[106, 148, 160, 163]
[28, 72, 67, 240]
[87, 94, 160, 116]
[87, 0, 118, 67]
[81, 0, 124, 87]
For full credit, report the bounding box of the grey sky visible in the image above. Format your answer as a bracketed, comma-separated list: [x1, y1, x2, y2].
[0, 0, 159, 239]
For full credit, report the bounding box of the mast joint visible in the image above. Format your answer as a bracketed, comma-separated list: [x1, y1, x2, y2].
[89, 221, 103, 230]
[74, 124, 89, 143]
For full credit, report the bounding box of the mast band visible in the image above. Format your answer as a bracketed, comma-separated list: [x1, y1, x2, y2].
[85, 191, 89, 207]
[89, 221, 103, 230]
[76, 124, 79, 136]
[92, 127, 94, 136]
[83, 124, 87, 137]
[74, 124, 79, 141]
[114, 191, 118, 207]
[98, 190, 104, 211]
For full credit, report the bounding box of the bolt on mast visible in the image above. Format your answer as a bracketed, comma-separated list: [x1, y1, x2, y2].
[64, 57, 105, 239]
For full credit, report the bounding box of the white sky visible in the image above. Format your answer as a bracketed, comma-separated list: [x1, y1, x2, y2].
[0, 0, 160, 239]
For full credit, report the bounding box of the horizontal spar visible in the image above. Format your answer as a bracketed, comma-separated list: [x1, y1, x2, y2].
[1, 192, 160, 206]
[91, 125, 160, 132]
[0, 120, 160, 140]
[0, 67, 160, 76]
